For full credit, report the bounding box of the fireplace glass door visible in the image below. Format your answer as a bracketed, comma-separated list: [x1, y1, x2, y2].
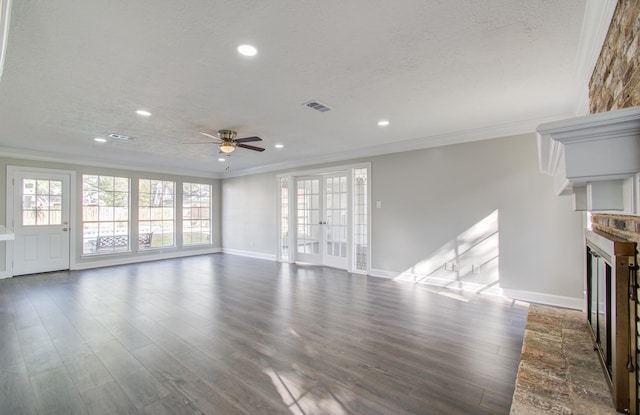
[587, 246, 613, 377]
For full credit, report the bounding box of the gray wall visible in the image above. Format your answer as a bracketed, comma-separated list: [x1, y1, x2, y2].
[1, 132, 586, 301]
[0, 157, 222, 270]
[221, 133, 585, 300]
[222, 172, 277, 256]
[368, 134, 583, 298]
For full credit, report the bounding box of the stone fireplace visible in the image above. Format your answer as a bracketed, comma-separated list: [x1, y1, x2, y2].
[530, 1, 640, 412]
[537, 105, 640, 413]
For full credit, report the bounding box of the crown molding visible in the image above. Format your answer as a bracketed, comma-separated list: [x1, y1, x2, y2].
[0, 111, 590, 181]
[0, 0, 11, 83]
[575, 0, 618, 115]
[0, 146, 222, 179]
[222, 113, 574, 178]
[537, 105, 640, 145]
[573, 0, 618, 115]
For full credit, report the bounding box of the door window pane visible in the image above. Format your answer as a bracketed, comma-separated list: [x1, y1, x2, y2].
[279, 177, 289, 261]
[296, 178, 321, 256]
[353, 168, 368, 272]
[325, 175, 347, 260]
[21, 179, 63, 226]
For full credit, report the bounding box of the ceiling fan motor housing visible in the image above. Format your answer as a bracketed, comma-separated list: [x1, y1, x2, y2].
[218, 130, 237, 141]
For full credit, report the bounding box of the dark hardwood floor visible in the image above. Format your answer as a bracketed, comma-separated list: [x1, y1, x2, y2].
[0, 254, 529, 415]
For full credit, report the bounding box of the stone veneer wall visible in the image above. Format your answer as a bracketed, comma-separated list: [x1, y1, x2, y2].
[589, 0, 640, 113]
[591, 214, 640, 245]
[588, 0, 640, 241]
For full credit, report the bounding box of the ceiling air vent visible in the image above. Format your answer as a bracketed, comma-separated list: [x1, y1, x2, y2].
[107, 133, 134, 141]
[303, 100, 332, 113]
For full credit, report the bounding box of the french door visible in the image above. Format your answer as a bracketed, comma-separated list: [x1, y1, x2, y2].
[10, 169, 71, 276]
[295, 173, 349, 269]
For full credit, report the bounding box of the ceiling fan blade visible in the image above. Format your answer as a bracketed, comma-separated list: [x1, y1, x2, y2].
[238, 143, 266, 152]
[235, 136, 262, 143]
[200, 132, 219, 140]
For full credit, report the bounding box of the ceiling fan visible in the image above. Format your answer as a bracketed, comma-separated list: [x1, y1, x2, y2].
[189, 130, 265, 154]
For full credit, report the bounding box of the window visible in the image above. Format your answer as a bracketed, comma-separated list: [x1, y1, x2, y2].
[182, 182, 212, 246]
[139, 179, 175, 249]
[82, 175, 130, 255]
[279, 177, 290, 261]
[22, 179, 63, 226]
[353, 167, 368, 272]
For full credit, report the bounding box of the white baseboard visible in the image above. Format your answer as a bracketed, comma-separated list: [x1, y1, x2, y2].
[369, 268, 397, 279]
[371, 268, 583, 310]
[222, 248, 277, 261]
[0, 271, 8, 279]
[73, 247, 222, 270]
[503, 288, 584, 311]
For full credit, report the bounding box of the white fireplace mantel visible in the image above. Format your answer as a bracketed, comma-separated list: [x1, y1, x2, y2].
[536, 106, 640, 213]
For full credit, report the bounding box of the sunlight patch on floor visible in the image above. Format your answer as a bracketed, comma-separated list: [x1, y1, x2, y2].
[264, 367, 349, 414]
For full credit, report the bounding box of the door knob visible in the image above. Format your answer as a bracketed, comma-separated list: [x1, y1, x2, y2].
[62, 228, 69, 231]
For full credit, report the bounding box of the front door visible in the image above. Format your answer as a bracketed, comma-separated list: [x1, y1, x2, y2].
[295, 173, 349, 269]
[12, 170, 71, 275]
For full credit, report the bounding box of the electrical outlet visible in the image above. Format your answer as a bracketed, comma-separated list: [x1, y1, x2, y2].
[472, 264, 481, 274]
[445, 261, 457, 271]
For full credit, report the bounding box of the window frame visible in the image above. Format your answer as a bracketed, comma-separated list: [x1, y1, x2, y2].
[138, 178, 176, 250]
[182, 182, 213, 247]
[81, 174, 131, 256]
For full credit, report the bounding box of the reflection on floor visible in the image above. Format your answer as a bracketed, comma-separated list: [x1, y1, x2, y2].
[0, 254, 528, 414]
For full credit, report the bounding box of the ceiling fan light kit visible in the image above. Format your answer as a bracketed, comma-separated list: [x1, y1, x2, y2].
[219, 142, 236, 153]
[192, 129, 266, 154]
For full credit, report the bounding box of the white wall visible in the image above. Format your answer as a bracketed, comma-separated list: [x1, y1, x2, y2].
[221, 133, 585, 306]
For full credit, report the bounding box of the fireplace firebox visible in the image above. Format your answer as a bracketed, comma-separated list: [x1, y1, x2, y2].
[585, 228, 637, 413]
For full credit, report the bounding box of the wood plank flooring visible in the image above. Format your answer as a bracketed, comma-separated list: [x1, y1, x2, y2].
[0, 254, 529, 415]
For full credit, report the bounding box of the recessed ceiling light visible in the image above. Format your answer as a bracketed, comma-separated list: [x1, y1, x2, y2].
[274, 144, 284, 149]
[218, 157, 226, 162]
[237, 44, 257, 57]
[136, 109, 152, 116]
[378, 120, 390, 127]
[94, 137, 107, 143]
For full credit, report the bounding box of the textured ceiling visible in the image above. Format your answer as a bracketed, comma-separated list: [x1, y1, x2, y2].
[0, 1, 599, 177]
